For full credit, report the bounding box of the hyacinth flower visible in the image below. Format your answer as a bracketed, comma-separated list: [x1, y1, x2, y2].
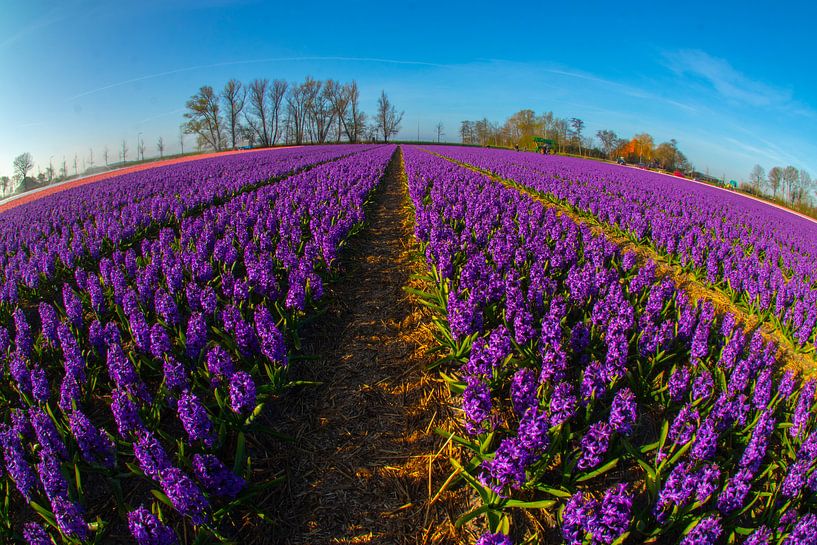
[560, 484, 632, 545]
[680, 515, 722, 545]
[111, 388, 145, 436]
[254, 306, 288, 366]
[22, 522, 52, 545]
[205, 345, 235, 385]
[228, 371, 257, 416]
[462, 375, 493, 435]
[608, 388, 637, 435]
[192, 454, 245, 499]
[133, 430, 172, 481]
[68, 409, 116, 468]
[577, 422, 612, 471]
[185, 312, 208, 360]
[0, 423, 38, 501]
[177, 390, 216, 447]
[475, 533, 513, 545]
[51, 495, 88, 540]
[159, 468, 211, 525]
[128, 506, 178, 545]
[790, 380, 816, 439]
[29, 407, 68, 460]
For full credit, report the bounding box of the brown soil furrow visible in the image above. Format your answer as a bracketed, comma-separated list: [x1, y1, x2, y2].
[421, 148, 816, 376]
[262, 148, 467, 545]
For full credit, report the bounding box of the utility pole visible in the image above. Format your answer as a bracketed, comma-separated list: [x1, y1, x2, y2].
[417, 120, 420, 142]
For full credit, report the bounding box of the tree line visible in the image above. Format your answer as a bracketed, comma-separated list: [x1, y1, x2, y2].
[182, 77, 403, 150]
[4, 134, 170, 197]
[459, 110, 691, 172]
[746, 164, 813, 205]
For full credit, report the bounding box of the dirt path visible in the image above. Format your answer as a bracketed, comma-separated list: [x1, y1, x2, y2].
[264, 148, 465, 545]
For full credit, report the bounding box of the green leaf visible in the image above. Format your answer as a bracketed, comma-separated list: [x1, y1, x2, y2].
[29, 500, 57, 527]
[505, 498, 557, 509]
[533, 485, 573, 498]
[454, 504, 490, 528]
[233, 432, 246, 475]
[151, 489, 174, 509]
[576, 457, 620, 483]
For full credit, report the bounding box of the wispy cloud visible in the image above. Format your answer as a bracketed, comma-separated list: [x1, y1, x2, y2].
[67, 56, 444, 101]
[16, 121, 47, 129]
[664, 49, 806, 112]
[533, 65, 699, 113]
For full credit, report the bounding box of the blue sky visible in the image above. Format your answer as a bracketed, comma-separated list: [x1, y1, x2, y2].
[1, 0, 815, 182]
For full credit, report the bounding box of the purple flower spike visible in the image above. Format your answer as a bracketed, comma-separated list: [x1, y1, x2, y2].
[475, 533, 513, 545]
[177, 390, 216, 447]
[577, 422, 612, 470]
[681, 515, 722, 545]
[228, 371, 257, 416]
[609, 388, 637, 435]
[23, 522, 52, 545]
[192, 453, 245, 499]
[159, 468, 211, 525]
[128, 506, 178, 545]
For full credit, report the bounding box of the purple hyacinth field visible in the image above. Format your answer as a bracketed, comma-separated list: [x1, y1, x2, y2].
[402, 145, 817, 545]
[0, 143, 815, 545]
[0, 144, 396, 544]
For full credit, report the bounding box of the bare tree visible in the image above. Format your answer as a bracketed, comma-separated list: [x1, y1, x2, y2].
[179, 126, 186, 155]
[749, 164, 765, 193]
[137, 139, 146, 161]
[286, 80, 310, 145]
[268, 80, 287, 146]
[183, 85, 225, 151]
[60, 157, 67, 178]
[13, 153, 34, 189]
[570, 118, 585, 155]
[0, 176, 9, 195]
[768, 166, 783, 198]
[375, 91, 403, 143]
[73, 153, 78, 176]
[305, 78, 334, 143]
[87, 148, 95, 169]
[103, 146, 109, 166]
[783, 166, 800, 203]
[247, 79, 271, 146]
[222, 79, 246, 149]
[435, 121, 445, 143]
[157, 136, 165, 158]
[121, 140, 129, 164]
[344, 81, 365, 143]
[799, 169, 812, 204]
[324, 79, 349, 143]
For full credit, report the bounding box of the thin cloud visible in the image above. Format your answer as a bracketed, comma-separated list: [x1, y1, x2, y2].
[16, 121, 47, 129]
[67, 56, 444, 101]
[665, 49, 801, 110]
[536, 66, 698, 113]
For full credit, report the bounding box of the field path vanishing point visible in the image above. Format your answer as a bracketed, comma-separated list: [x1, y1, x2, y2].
[265, 148, 466, 545]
